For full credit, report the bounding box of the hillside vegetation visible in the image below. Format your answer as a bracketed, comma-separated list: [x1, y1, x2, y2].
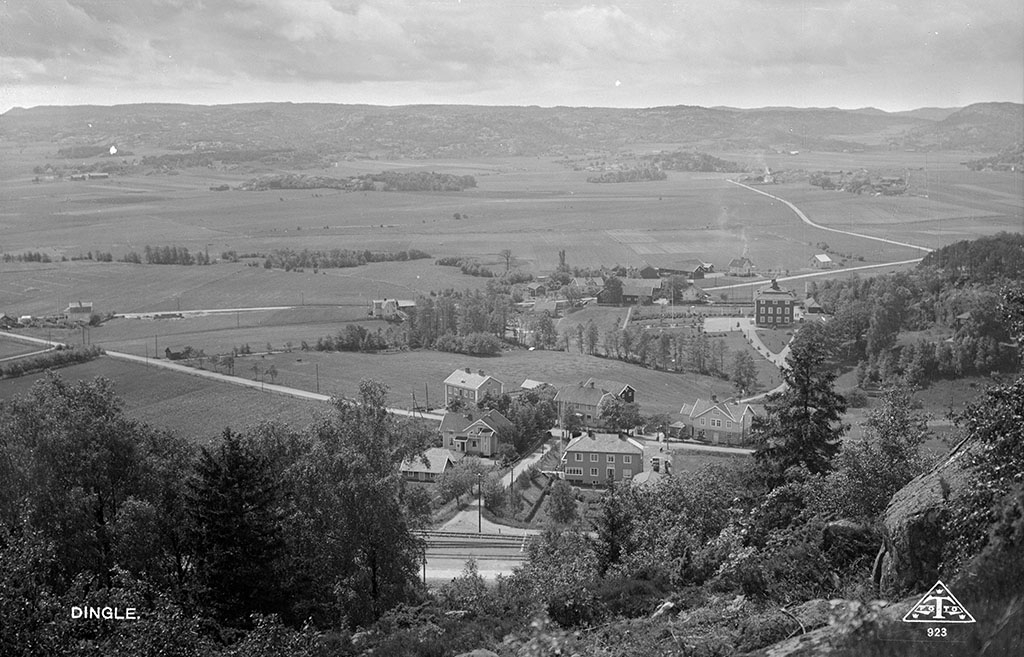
[4, 102, 1021, 160]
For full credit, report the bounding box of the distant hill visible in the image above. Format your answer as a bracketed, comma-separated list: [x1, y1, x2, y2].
[903, 102, 1024, 151]
[2, 102, 1021, 159]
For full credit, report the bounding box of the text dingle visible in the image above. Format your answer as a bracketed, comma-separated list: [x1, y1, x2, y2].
[70, 606, 139, 620]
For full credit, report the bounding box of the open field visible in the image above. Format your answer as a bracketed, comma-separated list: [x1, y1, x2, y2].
[0, 336, 44, 359]
[0, 356, 327, 441]
[215, 347, 736, 417]
[7, 149, 1012, 291]
[0, 258, 490, 319]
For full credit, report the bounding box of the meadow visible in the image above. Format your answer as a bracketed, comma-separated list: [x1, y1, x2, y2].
[220, 346, 737, 417]
[0, 356, 327, 441]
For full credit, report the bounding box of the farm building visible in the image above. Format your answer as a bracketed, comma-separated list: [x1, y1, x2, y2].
[444, 368, 504, 407]
[438, 409, 513, 457]
[399, 447, 462, 482]
[811, 254, 835, 269]
[754, 280, 797, 327]
[63, 301, 94, 320]
[619, 279, 660, 305]
[570, 276, 605, 291]
[524, 282, 546, 297]
[561, 432, 645, 487]
[728, 257, 755, 276]
[369, 298, 415, 321]
[803, 296, 825, 314]
[644, 256, 715, 279]
[677, 396, 762, 446]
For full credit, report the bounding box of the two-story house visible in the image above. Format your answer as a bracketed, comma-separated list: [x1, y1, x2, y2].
[438, 409, 513, 457]
[754, 279, 797, 328]
[561, 432, 645, 486]
[678, 396, 762, 446]
[444, 368, 504, 407]
[555, 378, 634, 428]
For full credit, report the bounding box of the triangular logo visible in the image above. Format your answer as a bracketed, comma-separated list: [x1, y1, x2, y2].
[902, 580, 976, 623]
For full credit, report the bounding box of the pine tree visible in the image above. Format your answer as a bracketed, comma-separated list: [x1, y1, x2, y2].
[751, 323, 848, 486]
[186, 428, 286, 626]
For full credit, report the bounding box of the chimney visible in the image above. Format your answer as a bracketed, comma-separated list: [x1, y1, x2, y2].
[711, 394, 718, 403]
[587, 430, 595, 438]
[478, 369, 485, 377]
[465, 367, 471, 374]
[589, 381, 595, 388]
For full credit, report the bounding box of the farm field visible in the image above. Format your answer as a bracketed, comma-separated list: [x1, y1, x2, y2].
[219, 347, 737, 417]
[0, 258, 490, 319]
[7, 148, 1011, 291]
[0, 336, 43, 359]
[0, 356, 327, 441]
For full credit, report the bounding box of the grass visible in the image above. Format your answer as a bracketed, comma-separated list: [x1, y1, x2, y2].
[755, 327, 793, 355]
[220, 346, 738, 417]
[0, 355, 327, 442]
[0, 337, 42, 359]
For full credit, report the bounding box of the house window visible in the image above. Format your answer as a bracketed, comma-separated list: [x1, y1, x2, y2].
[471, 440, 478, 447]
[574, 453, 582, 462]
[565, 467, 583, 476]
[590, 468, 598, 477]
[700, 418, 706, 426]
[623, 469, 632, 478]
[726, 421, 733, 428]
[623, 455, 632, 464]
[711, 419, 722, 428]
[590, 454, 598, 462]
[607, 454, 615, 463]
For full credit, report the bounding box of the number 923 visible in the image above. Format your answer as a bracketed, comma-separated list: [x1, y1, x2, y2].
[927, 627, 948, 638]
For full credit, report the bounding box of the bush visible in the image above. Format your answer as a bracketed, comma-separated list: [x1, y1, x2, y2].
[844, 388, 869, 408]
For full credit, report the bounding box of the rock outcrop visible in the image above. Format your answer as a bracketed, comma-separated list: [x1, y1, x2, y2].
[875, 437, 975, 597]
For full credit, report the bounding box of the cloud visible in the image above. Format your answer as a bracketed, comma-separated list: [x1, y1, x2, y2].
[1, 0, 1021, 110]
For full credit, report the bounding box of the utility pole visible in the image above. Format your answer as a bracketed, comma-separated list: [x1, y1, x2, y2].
[477, 472, 483, 533]
[315, 363, 320, 394]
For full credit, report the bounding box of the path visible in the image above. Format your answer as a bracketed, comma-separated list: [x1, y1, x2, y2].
[0, 330, 445, 422]
[725, 179, 935, 254]
[436, 442, 553, 534]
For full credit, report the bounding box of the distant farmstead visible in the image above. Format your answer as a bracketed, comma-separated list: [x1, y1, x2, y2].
[728, 257, 755, 276]
[811, 253, 834, 269]
[63, 301, 94, 320]
[369, 298, 415, 321]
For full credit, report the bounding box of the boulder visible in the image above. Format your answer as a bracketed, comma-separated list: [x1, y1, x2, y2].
[876, 438, 975, 597]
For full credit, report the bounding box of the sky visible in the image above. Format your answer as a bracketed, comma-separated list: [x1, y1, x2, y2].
[1, 0, 1022, 113]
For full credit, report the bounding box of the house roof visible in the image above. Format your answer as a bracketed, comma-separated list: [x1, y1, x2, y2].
[812, 253, 833, 263]
[644, 256, 714, 273]
[554, 384, 613, 407]
[583, 378, 633, 396]
[565, 433, 644, 455]
[64, 301, 93, 313]
[620, 279, 660, 297]
[521, 378, 547, 390]
[399, 448, 461, 475]
[728, 257, 754, 268]
[571, 276, 605, 288]
[444, 369, 502, 390]
[680, 397, 762, 423]
[439, 409, 512, 435]
[755, 281, 796, 301]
